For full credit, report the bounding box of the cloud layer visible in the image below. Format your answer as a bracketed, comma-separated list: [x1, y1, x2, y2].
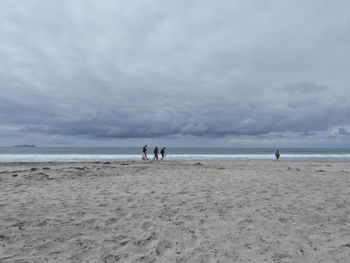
[1, 0, 350, 146]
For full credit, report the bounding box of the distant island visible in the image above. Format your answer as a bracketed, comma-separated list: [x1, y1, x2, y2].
[13, 145, 36, 147]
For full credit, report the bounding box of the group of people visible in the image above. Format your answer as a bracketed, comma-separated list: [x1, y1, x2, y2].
[142, 145, 280, 161]
[142, 145, 166, 160]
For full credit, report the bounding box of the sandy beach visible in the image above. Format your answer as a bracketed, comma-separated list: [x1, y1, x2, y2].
[1, 161, 350, 262]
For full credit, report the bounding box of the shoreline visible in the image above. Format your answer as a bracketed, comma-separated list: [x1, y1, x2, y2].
[1, 159, 350, 165]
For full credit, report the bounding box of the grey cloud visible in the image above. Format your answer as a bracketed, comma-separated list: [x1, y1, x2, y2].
[337, 127, 350, 136]
[302, 132, 317, 137]
[1, 0, 350, 145]
[283, 82, 328, 94]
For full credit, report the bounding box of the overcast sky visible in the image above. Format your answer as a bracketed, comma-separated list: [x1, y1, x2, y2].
[1, 0, 350, 147]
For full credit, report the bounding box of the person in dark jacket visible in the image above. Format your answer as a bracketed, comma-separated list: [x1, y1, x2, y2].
[275, 149, 280, 161]
[142, 145, 148, 160]
[153, 146, 159, 160]
[160, 147, 166, 160]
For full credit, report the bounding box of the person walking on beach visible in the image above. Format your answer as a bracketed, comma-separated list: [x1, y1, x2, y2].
[160, 147, 166, 160]
[153, 146, 159, 160]
[142, 145, 148, 160]
[275, 149, 280, 160]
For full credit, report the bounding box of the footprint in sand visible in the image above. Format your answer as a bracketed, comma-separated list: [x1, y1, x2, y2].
[104, 253, 127, 263]
[272, 253, 292, 261]
[36, 220, 48, 227]
[105, 218, 118, 225]
[135, 255, 153, 263]
[81, 218, 96, 225]
[133, 232, 157, 247]
[141, 221, 153, 230]
[155, 240, 173, 256]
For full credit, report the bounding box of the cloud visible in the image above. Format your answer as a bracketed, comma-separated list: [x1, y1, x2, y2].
[1, 0, 350, 145]
[336, 127, 350, 136]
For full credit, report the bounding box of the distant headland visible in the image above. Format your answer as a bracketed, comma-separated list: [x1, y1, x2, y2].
[13, 145, 36, 147]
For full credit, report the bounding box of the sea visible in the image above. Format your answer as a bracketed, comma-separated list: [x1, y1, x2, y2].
[1, 147, 350, 162]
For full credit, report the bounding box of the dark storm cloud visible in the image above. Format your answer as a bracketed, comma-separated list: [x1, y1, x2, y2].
[1, 0, 350, 145]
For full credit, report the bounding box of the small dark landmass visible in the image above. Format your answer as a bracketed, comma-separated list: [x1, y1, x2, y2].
[13, 145, 36, 147]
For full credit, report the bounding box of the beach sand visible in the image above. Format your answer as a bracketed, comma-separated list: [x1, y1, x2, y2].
[1, 161, 350, 262]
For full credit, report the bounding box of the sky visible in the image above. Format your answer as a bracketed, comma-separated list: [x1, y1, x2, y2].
[1, 0, 350, 147]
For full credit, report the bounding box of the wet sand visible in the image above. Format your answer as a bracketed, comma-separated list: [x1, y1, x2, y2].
[1, 161, 350, 262]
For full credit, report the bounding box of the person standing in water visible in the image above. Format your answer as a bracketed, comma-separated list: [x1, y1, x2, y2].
[142, 145, 148, 160]
[153, 146, 159, 160]
[275, 150, 280, 160]
[160, 147, 166, 160]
